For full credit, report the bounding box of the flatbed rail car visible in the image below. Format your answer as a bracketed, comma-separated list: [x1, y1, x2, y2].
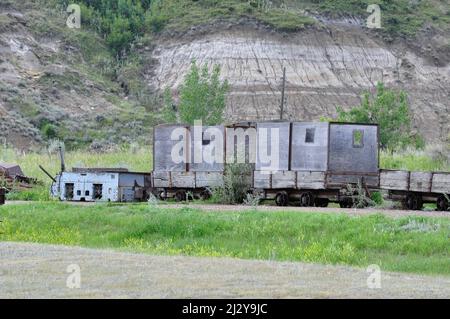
[380, 170, 450, 211]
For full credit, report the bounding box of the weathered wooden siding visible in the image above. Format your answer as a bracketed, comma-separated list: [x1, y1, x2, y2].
[256, 121, 290, 171]
[291, 122, 329, 171]
[154, 125, 189, 172]
[171, 172, 196, 188]
[410, 172, 433, 192]
[195, 172, 224, 188]
[190, 125, 225, 172]
[152, 171, 171, 188]
[328, 124, 379, 174]
[253, 171, 295, 189]
[380, 170, 450, 194]
[431, 173, 450, 194]
[153, 171, 196, 188]
[380, 170, 410, 190]
[327, 174, 379, 188]
[153, 171, 223, 189]
[297, 171, 326, 190]
[225, 123, 257, 165]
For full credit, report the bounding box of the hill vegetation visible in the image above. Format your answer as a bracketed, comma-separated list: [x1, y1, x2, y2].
[52, 0, 450, 57]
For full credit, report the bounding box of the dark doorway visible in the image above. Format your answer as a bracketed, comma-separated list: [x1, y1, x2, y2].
[65, 183, 74, 200]
[93, 184, 103, 200]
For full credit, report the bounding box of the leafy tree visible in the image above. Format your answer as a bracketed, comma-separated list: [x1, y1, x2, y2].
[61, 0, 148, 56]
[164, 61, 229, 125]
[106, 17, 134, 55]
[336, 82, 423, 150]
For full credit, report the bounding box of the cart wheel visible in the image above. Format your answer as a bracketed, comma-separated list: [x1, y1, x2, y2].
[339, 198, 353, 208]
[154, 189, 167, 201]
[275, 191, 289, 207]
[199, 189, 212, 201]
[315, 198, 329, 207]
[403, 193, 423, 211]
[175, 190, 187, 202]
[436, 195, 449, 211]
[299, 192, 314, 207]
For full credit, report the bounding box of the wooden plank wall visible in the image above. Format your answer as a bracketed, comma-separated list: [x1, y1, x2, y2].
[431, 173, 450, 194]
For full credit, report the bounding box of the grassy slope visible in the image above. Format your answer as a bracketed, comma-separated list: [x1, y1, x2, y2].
[150, 0, 449, 35]
[1, 203, 449, 275]
[0, 0, 156, 148]
[301, 0, 450, 35]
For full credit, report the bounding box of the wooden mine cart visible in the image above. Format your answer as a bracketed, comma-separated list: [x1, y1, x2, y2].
[253, 121, 380, 207]
[380, 170, 450, 210]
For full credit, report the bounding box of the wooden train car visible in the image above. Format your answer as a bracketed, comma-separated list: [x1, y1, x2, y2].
[149, 121, 449, 211]
[151, 122, 255, 200]
[48, 121, 449, 211]
[380, 170, 450, 210]
[253, 121, 380, 207]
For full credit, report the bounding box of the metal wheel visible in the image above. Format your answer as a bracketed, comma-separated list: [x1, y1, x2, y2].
[436, 195, 449, 211]
[175, 190, 187, 202]
[403, 193, 423, 211]
[199, 189, 212, 201]
[315, 198, 329, 207]
[275, 191, 289, 207]
[299, 192, 314, 207]
[339, 198, 353, 208]
[154, 189, 167, 201]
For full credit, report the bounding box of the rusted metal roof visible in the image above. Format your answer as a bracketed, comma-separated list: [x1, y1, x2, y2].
[0, 163, 24, 177]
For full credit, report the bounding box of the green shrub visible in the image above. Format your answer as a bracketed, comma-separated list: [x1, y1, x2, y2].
[371, 191, 384, 206]
[211, 164, 253, 204]
[336, 82, 424, 151]
[41, 123, 58, 140]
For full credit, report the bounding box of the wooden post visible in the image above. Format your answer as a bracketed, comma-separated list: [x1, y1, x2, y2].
[0, 187, 5, 205]
[59, 146, 66, 172]
[280, 67, 286, 120]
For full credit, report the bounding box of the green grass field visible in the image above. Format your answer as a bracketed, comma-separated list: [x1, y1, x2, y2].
[1, 203, 449, 276]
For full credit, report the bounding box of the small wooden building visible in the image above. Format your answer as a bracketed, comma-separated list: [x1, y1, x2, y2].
[51, 168, 151, 202]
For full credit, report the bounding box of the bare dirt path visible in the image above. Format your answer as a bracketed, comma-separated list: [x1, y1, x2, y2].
[0, 242, 449, 298]
[4, 201, 450, 219]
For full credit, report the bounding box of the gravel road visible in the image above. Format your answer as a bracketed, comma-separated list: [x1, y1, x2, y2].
[0, 242, 449, 299]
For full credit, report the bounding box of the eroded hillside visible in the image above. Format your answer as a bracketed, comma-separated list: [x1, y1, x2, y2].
[0, 0, 449, 149]
[0, 1, 154, 150]
[149, 19, 449, 143]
